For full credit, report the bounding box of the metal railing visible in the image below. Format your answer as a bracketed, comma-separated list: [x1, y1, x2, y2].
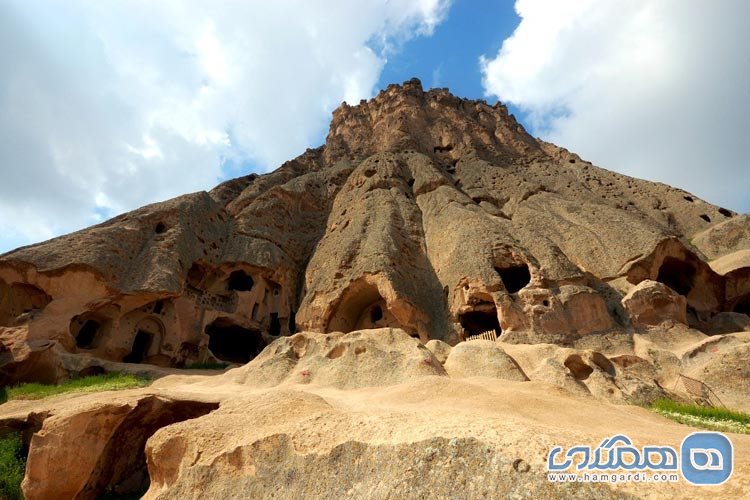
[673, 373, 726, 408]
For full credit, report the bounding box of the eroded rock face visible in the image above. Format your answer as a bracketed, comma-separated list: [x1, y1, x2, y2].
[20, 395, 218, 500]
[0, 78, 747, 377]
[621, 280, 688, 326]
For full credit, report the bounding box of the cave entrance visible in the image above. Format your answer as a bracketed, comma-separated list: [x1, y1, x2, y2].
[459, 307, 501, 338]
[327, 281, 402, 333]
[205, 319, 267, 364]
[123, 331, 153, 364]
[656, 257, 696, 296]
[76, 320, 101, 349]
[227, 270, 254, 292]
[269, 313, 281, 336]
[734, 295, 750, 316]
[495, 264, 531, 294]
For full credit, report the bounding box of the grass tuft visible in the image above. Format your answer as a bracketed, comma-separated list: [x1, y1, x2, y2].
[0, 432, 25, 500]
[651, 398, 750, 434]
[4, 372, 150, 402]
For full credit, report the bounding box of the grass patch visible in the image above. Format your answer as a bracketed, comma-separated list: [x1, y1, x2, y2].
[183, 362, 229, 370]
[5, 372, 151, 402]
[651, 398, 750, 434]
[0, 432, 25, 500]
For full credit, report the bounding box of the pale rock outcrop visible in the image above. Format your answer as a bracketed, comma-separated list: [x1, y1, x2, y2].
[621, 280, 687, 326]
[443, 340, 528, 381]
[424, 339, 452, 364]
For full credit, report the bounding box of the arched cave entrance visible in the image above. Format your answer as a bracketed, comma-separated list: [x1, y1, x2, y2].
[327, 281, 405, 333]
[123, 331, 153, 364]
[0, 282, 52, 326]
[227, 270, 254, 292]
[656, 257, 696, 296]
[76, 320, 101, 349]
[495, 264, 531, 294]
[70, 313, 112, 350]
[205, 319, 267, 364]
[269, 313, 281, 336]
[459, 306, 501, 338]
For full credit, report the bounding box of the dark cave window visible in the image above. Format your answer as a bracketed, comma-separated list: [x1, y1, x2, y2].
[76, 320, 101, 349]
[656, 257, 696, 296]
[123, 330, 153, 364]
[699, 214, 711, 223]
[288, 310, 297, 334]
[205, 321, 267, 364]
[734, 296, 750, 316]
[269, 313, 281, 336]
[683, 195, 694, 202]
[459, 309, 501, 337]
[227, 270, 254, 292]
[152, 300, 164, 314]
[495, 264, 531, 294]
[370, 304, 383, 323]
[154, 222, 167, 234]
[718, 207, 732, 217]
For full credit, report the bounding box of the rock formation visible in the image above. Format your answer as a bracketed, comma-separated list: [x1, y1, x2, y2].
[1, 78, 747, 380]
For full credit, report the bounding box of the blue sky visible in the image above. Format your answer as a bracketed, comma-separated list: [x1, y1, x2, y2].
[0, 1, 747, 253]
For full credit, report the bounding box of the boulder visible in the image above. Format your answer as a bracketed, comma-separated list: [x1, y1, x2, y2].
[443, 340, 528, 381]
[621, 280, 687, 326]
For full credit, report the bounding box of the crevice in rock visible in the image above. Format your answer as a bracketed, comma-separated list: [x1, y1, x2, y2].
[78, 397, 219, 499]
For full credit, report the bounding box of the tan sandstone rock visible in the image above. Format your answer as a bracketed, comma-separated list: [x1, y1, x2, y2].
[443, 340, 528, 381]
[621, 279, 687, 326]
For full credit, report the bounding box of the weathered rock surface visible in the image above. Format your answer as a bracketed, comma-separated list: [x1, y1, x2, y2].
[621, 280, 687, 326]
[443, 339, 528, 381]
[0, 78, 747, 379]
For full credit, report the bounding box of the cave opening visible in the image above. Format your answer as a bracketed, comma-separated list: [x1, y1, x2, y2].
[269, 313, 281, 336]
[656, 257, 695, 296]
[459, 308, 501, 337]
[123, 330, 153, 364]
[288, 310, 297, 334]
[76, 320, 101, 349]
[734, 296, 750, 316]
[495, 264, 531, 294]
[186, 262, 209, 290]
[370, 304, 383, 323]
[205, 320, 267, 364]
[152, 300, 164, 314]
[227, 270, 254, 292]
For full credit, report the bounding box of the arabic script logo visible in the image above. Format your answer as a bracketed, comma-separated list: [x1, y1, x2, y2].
[681, 432, 733, 485]
[547, 435, 678, 472]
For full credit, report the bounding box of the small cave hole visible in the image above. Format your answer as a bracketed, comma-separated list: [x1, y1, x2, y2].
[205, 320, 267, 364]
[699, 214, 711, 223]
[564, 354, 593, 381]
[656, 257, 696, 296]
[718, 207, 732, 217]
[542, 299, 550, 307]
[123, 330, 153, 364]
[459, 309, 501, 337]
[683, 195, 694, 202]
[495, 264, 531, 294]
[433, 144, 454, 153]
[154, 222, 167, 234]
[227, 270, 254, 292]
[76, 320, 101, 349]
[370, 304, 383, 323]
[152, 300, 164, 315]
[407, 178, 415, 188]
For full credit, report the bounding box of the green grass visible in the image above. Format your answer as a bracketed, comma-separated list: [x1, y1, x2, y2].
[651, 398, 750, 434]
[0, 432, 25, 500]
[183, 362, 229, 370]
[4, 373, 151, 402]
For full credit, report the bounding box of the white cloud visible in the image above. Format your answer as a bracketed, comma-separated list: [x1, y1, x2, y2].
[482, 0, 750, 213]
[0, 0, 450, 252]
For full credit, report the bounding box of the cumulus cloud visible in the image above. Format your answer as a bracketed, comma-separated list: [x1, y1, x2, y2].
[0, 0, 449, 251]
[482, 0, 749, 213]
